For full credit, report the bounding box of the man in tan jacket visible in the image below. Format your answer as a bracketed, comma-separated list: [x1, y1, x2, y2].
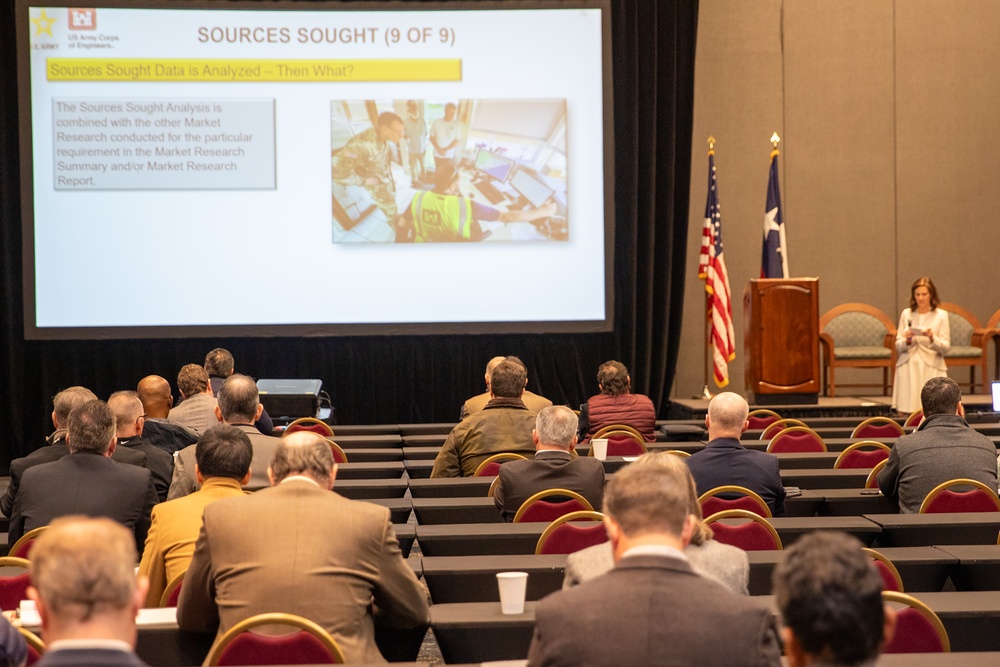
[178, 432, 429, 663]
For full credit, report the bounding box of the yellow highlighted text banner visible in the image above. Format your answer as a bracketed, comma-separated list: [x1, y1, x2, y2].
[46, 58, 462, 82]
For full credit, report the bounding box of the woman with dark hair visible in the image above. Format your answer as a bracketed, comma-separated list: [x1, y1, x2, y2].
[892, 276, 950, 413]
[579, 360, 656, 442]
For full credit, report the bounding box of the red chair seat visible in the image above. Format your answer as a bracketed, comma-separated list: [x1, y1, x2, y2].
[218, 631, 338, 666]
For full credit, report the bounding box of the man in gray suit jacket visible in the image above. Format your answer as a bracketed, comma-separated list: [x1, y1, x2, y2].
[493, 406, 604, 521]
[527, 463, 780, 667]
[178, 432, 429, 664]
[878, 376, 998, 513]
[168, 374, 280, 499]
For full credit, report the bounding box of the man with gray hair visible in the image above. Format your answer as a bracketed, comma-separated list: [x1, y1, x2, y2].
[878, 376, 998, 513]
[1, 386, 147, 518]
[684, 391, 786, 515]
[492, 406, 605, 521]
[28, 517, 151, 667]
[9, 400, 158, 551]
[168, 374, 282, 499]
[526, 462, 781, 666]
[179, 432, 429, 663]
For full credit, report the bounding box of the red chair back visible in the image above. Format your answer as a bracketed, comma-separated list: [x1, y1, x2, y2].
[606, 434, 645, 456]
[535, 512, 608, 555]
[477, 462, 503, 477]
[873, 560, 903, 592]
[854, 423, 904, 439]
[834, 442, 891, 469]
[883, 608, 948, 653]
[10, 540, 36, 560]
[285, 423, 333, 438]
[746, 412, 781, 430]
[26, 644, 42, 666]
[517, 499, 590, 523]
[217, 631, 339, 665]
[767, 427, 826, 453]
[704, 510, 782, 551]
[700, 495, 769, 518]
[0, 572, 31, 611]
[922, 489, 1000, 513]
[709, 522, 781, 551]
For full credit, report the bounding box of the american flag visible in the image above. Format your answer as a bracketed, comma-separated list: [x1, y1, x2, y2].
[761, 150, 789, 278]
[699, 152, 736, 387]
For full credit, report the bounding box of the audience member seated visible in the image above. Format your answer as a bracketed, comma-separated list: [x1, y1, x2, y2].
[878, 376, 998, 513]
[579, 360, 657, 443]
[461, 355, 552, 419]
[204, 348, 274, 435]
[29, 517, 152, 667]
[167, 364, 219, 437]
[138, 425, 252, 607]
[493, 406, 605, 521]
[1, 386, 147, 518]
[773, 531, 897, 667]
[109, 391, 174, 503]
[177, 432, 429, 663]
[526, 462, 780, 666]
[9, 400, 158, 552]
[562, 452, 749, 595]
[685, 392, 786, 516]
[169, 375, 281, 499]
[136, 375, 197, 455]
[432, 361, 538, 477]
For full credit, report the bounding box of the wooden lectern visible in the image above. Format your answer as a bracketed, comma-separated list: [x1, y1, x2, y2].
[743, 278, 820, 404]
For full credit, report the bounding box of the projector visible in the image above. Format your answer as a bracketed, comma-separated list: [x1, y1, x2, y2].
[256, 379, 322, 420]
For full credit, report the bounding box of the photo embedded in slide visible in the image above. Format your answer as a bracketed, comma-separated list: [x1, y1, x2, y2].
[330, 98, 568, 244]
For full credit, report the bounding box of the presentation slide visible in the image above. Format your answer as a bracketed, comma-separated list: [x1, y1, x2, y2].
[18, 1, 612, 338]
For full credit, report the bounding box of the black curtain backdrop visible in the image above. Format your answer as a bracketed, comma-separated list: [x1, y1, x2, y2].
[0, 0, 699, 469]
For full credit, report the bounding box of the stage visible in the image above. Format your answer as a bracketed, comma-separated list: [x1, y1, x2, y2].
[667, 394, 999, 422]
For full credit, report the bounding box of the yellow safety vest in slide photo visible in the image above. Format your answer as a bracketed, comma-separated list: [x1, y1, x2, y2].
[411, 191, 474, 242]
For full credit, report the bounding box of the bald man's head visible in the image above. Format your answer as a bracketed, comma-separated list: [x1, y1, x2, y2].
[706, 392, 749, 439]
[136, 375, 172, 419]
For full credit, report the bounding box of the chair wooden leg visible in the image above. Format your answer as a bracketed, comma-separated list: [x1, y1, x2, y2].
[828, 367, 836, 397]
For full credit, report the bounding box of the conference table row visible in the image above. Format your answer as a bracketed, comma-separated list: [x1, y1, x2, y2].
[333, 459, 891, 487]
[37, 586, 1000, 665]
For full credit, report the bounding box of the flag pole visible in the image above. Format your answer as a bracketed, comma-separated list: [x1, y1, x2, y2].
[699, 136, 716, 400]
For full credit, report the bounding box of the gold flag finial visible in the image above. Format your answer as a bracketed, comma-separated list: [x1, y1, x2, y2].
[707, 135, 716, 152]
[770, 132, 781, 148]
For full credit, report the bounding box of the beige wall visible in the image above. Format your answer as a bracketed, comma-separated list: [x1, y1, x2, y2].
[675, 0, 1000, 399]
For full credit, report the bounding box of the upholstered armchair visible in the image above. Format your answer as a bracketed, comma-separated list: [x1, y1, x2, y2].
[940, 302, 991, 394]
[819, 303, 897, 397]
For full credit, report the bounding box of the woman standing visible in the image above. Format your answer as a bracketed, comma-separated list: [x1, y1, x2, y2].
[892, 277, 950, 413]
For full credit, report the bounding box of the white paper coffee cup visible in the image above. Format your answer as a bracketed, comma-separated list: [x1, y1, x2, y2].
[496, 571, 528, 614]
[591, 438, 609, 460]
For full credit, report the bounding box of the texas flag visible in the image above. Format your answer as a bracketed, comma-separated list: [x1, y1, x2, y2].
[761, 150, 788, 278]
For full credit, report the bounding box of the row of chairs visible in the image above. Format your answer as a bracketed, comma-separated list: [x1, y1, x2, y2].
[749, 413, 914, 436]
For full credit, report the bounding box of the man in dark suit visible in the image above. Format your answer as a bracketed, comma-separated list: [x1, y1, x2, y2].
[178, 432, 429, 663]
[168, 374, 281, 499]
[493, 406, 605, 521]
[526, 462, 781, 666]
[773, 531, 897, 667]
[684, 392, 786, 516]
[1, 387, 148, 519]
[28, 517, 152, 667]
[9, 400, 158, 552]
[108, 391, 174, 502]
